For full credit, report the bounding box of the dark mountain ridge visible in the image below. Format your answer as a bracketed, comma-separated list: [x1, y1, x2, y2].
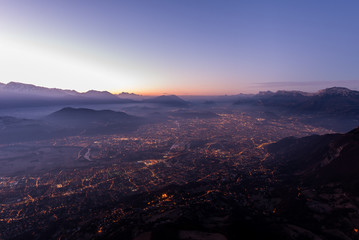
[46, 107, 132, 122]
[143, 95, 190, 107]
[45, 107, 144, 133]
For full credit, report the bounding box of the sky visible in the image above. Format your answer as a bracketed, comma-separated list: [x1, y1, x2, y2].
[0, 0, 358, 95]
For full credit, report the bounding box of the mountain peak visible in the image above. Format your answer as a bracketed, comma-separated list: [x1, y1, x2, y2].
[275, 90, 312, 96]
[82, 90, 117, 99]
[258, 91, 275, 96]
[5, 81, 42, 91]
[258, 90, 312, 97]
[2, 81, 78, 97]
[118, 92, 141, 96]
[156, 95, 184, 101]
[318, 87, 359, 96]
[145, 95, 190, 106]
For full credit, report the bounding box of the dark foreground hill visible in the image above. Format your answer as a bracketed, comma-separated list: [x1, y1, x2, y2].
[259, 127, 359, 240]
[267, 126, 359, 192]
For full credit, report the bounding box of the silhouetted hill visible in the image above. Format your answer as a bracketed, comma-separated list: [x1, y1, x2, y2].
[46, 107, 132, 123]
[45, 107, 144, 134]
[0, 108, 146, 143]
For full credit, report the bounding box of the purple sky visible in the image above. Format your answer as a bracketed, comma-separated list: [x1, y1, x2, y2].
[0, 0, 358, 95]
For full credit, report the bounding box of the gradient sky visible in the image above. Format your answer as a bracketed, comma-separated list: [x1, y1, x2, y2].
[0, 0, 358, 95]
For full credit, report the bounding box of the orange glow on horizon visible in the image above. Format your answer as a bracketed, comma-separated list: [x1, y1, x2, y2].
[110, 88, 256, 96]
[109, 81, 255, 96]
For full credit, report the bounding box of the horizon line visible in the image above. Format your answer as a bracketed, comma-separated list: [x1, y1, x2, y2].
[1, 80, 358, 97]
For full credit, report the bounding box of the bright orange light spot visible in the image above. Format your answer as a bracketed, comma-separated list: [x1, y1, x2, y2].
[98, 226, 103, 233]
[354, 228, 358, 233]
[272, 208, 276, 214]
[162, 193, 168, 198]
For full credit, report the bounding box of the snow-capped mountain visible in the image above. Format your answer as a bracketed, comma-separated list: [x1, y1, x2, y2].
[0, 82, 134, 107]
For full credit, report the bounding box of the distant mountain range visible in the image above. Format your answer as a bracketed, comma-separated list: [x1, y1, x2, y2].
[1, 82, 359, 119]
[0, 82, 134, 108]
[0, 82, 189, 108]
[117, 92, 148, 100]
[234, 87, 359, 116]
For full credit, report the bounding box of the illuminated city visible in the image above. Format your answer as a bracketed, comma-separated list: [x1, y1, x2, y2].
[1, 1, 359, 239]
